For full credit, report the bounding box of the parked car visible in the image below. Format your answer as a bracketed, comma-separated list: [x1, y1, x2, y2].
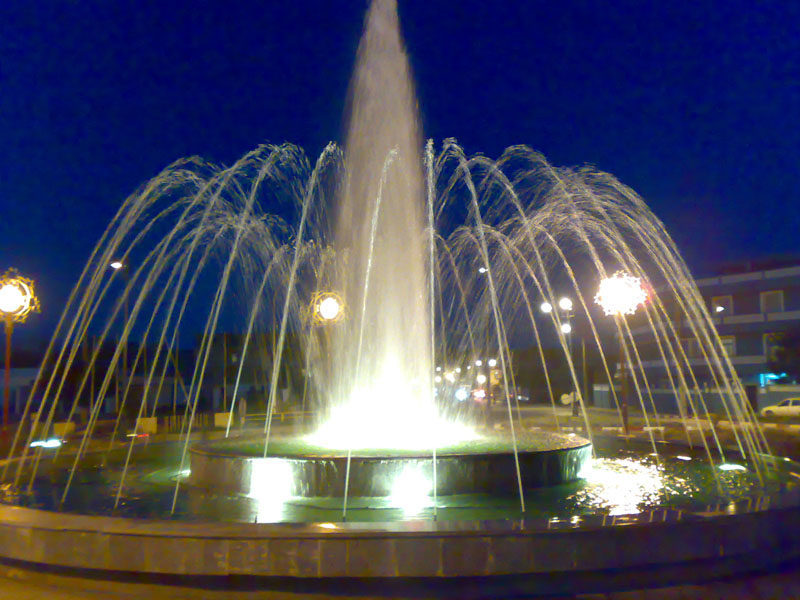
[760, 398, 800, 418]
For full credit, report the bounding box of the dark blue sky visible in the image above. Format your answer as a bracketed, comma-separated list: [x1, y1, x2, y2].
[1, 0, 799, 345]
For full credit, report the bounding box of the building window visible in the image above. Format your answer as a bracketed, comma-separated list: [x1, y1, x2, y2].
[719, 335, 736, 357]
[763, 333, 782, 361]
[760, 290, 784, 313]
[711, 295, 732, 315]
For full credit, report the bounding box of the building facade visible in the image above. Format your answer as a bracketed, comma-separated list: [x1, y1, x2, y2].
[687, 263, 800, 387]
[610, 261, 800, 415]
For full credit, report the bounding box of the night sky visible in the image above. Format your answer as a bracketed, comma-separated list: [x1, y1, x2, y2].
[1, 0, 799, 347]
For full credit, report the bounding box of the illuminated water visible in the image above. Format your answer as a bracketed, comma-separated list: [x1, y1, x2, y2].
[15, 441, 795, 524]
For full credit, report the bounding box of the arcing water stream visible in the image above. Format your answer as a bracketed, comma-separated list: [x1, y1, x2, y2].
[3, 0, 772, 520]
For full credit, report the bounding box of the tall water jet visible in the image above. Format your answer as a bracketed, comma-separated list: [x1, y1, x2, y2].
[315, 0, 444, 448]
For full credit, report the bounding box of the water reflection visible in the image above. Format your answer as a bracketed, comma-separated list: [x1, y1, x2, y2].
[572, 458, 668, 516]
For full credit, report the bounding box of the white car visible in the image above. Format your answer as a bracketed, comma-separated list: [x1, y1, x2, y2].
[760, 398, 800, 418]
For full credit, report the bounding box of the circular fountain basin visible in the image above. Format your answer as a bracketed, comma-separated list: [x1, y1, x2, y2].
[188, 432, 592, 497]
[0, 442, 800, 596]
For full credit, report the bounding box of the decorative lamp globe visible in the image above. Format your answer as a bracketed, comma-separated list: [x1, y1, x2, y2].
[0, 284, 25, 315]
[594, 272, 647, 316]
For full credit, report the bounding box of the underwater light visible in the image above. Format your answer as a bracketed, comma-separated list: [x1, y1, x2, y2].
[30, 438, 61, 449]
[390, 466, 431, 516]
[718, 463, 747, 472]
[248, 458, 294, 523]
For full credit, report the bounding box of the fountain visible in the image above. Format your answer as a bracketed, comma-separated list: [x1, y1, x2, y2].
[1, 0, 800, 596]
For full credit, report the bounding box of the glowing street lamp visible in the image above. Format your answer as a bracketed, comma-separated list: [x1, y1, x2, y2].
[311, 291, 345, 324]
[594, 272, 647, 317]
[594, 271, 647, 435]
[544, 295, 578, 414]
[0, 269, 40, 427]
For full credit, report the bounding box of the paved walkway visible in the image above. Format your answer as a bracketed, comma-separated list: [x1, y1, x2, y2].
[1, 561, 800, 600]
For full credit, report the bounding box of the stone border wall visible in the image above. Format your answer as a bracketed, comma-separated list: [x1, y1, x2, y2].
[188, 443, 592, 496]
[0, 497, 799, 578]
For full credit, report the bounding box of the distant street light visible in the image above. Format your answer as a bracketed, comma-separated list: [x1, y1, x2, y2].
[487, 358, 497, 368]
[594, 271, 647, 435]
[476, 373, 487, 385]
[0, 269, 40, 428]
[110, 260, 130, 409]
[545, 295, 579, 415]
[715, 306, 725, 313]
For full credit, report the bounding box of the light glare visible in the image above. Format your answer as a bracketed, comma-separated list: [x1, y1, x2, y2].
[305, 366, 478, 451]
[390, 467, 431, 516]
[718, 463, 747, 472]
[558, 297, 573, 311]
[248, 458, 294, 523]
[594, 272, 647, 316]
[0, 284, 25, 314]
[30, 438, 62, 449]
[317, 296, 342, 321]
[540, 301, 553, 314]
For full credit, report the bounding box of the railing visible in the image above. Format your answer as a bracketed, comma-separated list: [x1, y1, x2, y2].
[244, 411, 315, 425]
[160, 412, 214, 434]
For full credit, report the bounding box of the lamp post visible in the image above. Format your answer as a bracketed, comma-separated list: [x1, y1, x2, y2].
[542, 296, 580, 415]
[0, 269, 40, 429]
[303, 291, 345, 413]
[110, 261, 129, 412]
[594, 271, 647, 435]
